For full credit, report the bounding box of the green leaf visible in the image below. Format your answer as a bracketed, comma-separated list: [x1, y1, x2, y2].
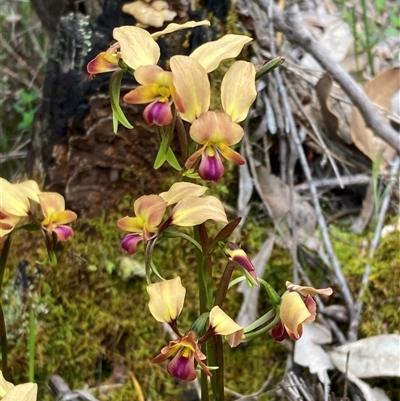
[109, 70, 133, 133]
[153, 134, 170, 169]
[255, 56, 285, 80]
[166, 147, 182, 170]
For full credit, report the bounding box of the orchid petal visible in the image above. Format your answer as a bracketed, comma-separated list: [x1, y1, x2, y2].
[121, 233, 143, 254]
[38, 192, 65, 220]
[87, 52, 119, 74]
[151, 20, 211, 39]
[198, 149, 225, 182]
[143, 101, 173, 126]
[159, 182, 208, 205]
[209, 306, 244, 347]
[0, 178, 30, 216]
[221, 61, 257, 122]
[224, 243, 259, 286]
[13, 180, 41, 203]
[170, 56, 210, 123]
[271, 321, 287, 342]
[185, 147, 205, 169]
[134, 65, 166, 85]
[53, 225, 74, 242]
[189, 111, 244, 145]
[285, 281, 333, 297]
[218, 143, 245, 165]
[172, 196, 228, 226]
[113, 26, 160, 69]
[0, 213, 21, 241]
[2, 382, 37, 401]
[167, 349, 197, 381]
[147, 277, 186, 323]
[49, 210, 77, 225]
[190, 34, 253, 73]
[117, 216, 144, 233]
[123, 84, 160, 104]
[280, 292, 315, 340]
[134, 195, 167, 229]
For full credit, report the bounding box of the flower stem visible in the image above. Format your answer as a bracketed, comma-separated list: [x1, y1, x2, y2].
[0, 235, 13, 379]
[29, 303, 35, 381]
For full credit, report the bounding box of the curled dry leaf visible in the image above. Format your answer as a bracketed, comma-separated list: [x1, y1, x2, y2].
[294, 323, 334, 384]
[350, 67, 400, 164]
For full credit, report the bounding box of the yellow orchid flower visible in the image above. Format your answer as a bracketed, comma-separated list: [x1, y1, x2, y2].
[39, 192, 77, 242]
[118, 194, 168, 254]
[175, 60, 256, 181]
[152, 331, 210, 381]
[271, 282, 333, 341]
[148, 277, 243, 381]
[0, 179, 41, 240]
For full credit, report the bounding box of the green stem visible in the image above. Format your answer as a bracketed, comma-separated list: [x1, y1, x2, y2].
[208, 336, 224, 401]
[29, 303, 35, 381]
[0, 234, 13, 379]
[243, 312, 281, 341]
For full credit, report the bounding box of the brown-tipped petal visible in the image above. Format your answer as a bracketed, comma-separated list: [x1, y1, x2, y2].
[285, 281, 333, 297]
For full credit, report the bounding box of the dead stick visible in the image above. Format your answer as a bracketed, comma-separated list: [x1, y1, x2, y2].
[255, 0, 400, 153]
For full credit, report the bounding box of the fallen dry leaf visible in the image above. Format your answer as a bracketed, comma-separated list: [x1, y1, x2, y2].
[350, 67, 400, 164]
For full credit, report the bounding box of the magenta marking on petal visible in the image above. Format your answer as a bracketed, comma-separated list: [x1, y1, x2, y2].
[143, 101, 173, 126]
[121, 233, 143, 254]
[167, 352, 197, 381]
[53, 225, 74, 242]
[198, 150, 225, 182]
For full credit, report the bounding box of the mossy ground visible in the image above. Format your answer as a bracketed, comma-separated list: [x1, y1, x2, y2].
[3, 204, 399, 400]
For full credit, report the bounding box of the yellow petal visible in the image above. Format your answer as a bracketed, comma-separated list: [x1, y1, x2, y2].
[147, 277, 186, 323]
[221, 61, 257, 122]
[172, 196, 228, 226]
[13, 180, 41, 203]
[0, 178, 30, 217]
[170, 56, 210, 123]
[190, 34, 253, 73]
[159, 182, 208, 205]
[0, 213, 21, 240]
[209, 306, 244, 347]
[134, 195, 167, 229]
[39, 192, 65, 220]
[113, 26, 160, 69]
[2, 382, 37, 401]
[123, 84, 160, 104]
[285, 281, 333, 297]
[280, 292, 312, 340]
[151, 20, 211, 39]
[87, 51, 119, 74]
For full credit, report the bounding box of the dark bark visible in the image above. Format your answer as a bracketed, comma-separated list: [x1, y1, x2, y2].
[28, 0, 227, 215]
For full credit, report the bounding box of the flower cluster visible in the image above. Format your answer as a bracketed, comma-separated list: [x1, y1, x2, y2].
[87, 21, 257, 182]
[0, 178, 77, 242]
[87, 19, 334, 390]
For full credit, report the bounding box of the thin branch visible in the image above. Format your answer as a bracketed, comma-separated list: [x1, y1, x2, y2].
[257, 0, 355, 312]
[255, 1, 400, 153]
[295, 175, 371, 192]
